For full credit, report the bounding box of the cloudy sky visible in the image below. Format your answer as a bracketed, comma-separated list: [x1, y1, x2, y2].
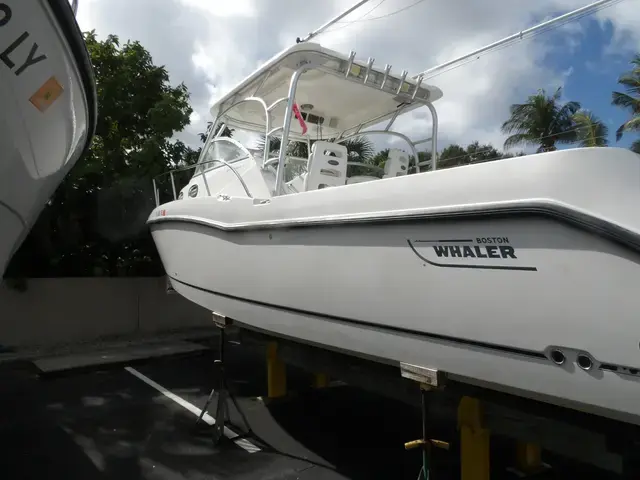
[75, 0, 640, 154]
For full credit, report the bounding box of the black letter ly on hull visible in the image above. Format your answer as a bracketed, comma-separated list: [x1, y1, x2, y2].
[0, 3, 11, 27]
[0, 6, 47, 76]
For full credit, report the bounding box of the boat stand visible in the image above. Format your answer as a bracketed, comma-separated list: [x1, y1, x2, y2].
[196, 313, 253, 446]
[401, 363, 449, 479]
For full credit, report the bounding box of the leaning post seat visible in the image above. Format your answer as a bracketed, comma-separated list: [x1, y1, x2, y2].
[383, 148, 409, 178]
[303, 141, 348, 191]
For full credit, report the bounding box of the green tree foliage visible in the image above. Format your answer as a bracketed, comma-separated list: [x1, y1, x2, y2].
[5, 32, 199, 278]
[611, 53, 640, 153]
[198, 121, 234, 143]
[255, 134, 374, 160]
[363, 141, 516, 173]
[501, 87, 581, 153]
[437, 141, 517, 169]
[254, 134, 376, 178]
[573, 110, 609, 147]
[438, 144, 468, 168]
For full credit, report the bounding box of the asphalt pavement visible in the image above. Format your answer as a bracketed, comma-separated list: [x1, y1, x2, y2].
[0, 336, 620, 480]
[0, 339, 437, 480]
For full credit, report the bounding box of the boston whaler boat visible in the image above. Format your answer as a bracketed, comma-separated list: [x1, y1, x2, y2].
[148, 14, 640, 424]
[0, 0, 97, 275]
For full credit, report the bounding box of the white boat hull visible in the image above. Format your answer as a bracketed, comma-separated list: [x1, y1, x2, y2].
[149, 147, 640, 425]
[0, 0, 96, 275]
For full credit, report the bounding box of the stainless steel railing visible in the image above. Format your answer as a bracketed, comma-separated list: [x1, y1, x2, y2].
[152, 158, 253, 207]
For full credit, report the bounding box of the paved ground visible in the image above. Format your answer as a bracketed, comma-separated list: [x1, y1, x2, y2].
[0, 336, 621, 480]
[0, 338, 442, 480]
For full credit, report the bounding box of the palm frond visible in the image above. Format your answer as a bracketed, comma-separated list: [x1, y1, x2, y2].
[612, 91, 640, 113]
[631, 139, 640, 154]
[612, 53, 640, 143]
[341, 135, 375, 162]
[616, 73, 640, 96]
[616, 115, 640, 141]
[503, 133, 536, 150]
[573, 110, 608, 147]
[621, 115, 640, 133]
[502, 87, 581, 151]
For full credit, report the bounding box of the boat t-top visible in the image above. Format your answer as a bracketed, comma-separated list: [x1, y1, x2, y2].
[147, 15, 640, 425]
[0, 0, 97, 276]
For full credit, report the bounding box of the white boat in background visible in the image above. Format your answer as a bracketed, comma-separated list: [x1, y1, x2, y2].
[0, 0, 97, 276]
[148, 14, 640, 424]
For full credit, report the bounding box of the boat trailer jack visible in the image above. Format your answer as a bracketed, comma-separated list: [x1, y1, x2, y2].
[401, 364, 449, 479]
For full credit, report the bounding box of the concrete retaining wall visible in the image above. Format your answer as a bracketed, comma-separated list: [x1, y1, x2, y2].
[0, 277, 211, 348]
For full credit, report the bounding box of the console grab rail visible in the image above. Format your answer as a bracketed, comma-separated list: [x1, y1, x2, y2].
[152, 157, 253, 207]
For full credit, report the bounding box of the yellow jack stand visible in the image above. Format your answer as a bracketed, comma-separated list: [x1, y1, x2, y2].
[313, 373, 329, 388]
[458, 396, 490, 480]
[506, 441, 550, 478]
[266, 341, 286, 398]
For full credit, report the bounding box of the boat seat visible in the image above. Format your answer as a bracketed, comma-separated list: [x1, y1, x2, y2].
[286, 173, 307, 193]
[383, 148, 409, 178]
[304, 141, 348, 191]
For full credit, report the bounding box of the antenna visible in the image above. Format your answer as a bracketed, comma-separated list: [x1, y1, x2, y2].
[297, 0, 373, 43]
[413, 0, 619, 79]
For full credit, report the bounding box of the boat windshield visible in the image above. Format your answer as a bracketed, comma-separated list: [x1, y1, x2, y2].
[196, 138, 251, 175]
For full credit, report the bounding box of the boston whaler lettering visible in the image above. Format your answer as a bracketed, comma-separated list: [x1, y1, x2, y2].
[0, 0, 97, 276]
[408, 236, 538, 271]
[147, 4, 640, 427]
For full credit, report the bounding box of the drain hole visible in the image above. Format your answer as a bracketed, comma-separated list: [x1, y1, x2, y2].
[577, 354, 593, 371]
[630, 368, 639, 375]
[550, 349, 565, 365]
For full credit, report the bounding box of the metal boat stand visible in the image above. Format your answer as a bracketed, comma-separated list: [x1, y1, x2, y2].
[195, 313, 253, 446]
[401, 363, 450, 479]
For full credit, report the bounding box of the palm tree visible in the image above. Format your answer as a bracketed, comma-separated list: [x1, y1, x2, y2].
[342, 136, 376, 162]
[255, 134, 375, 162]
[611, 53, 640, 152]
[255, 134, 376, 180]
[501, 87, 581, 153]
[198, 122, 233, 143]
[572, 110, 609, 147]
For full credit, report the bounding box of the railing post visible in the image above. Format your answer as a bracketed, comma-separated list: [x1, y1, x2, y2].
[152, 178, 159, 207]
[274, 68, 305, 196]
[426, 102, 438, 171]
[202, 171, 212, 197]
[169, 171, 177, 200]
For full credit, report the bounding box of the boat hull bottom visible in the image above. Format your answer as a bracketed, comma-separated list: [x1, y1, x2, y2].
[168, 275, 640, 427]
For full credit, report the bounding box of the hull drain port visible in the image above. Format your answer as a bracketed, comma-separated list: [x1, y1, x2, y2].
[549, 349, 566, 365]
[577, 354, 593, 371]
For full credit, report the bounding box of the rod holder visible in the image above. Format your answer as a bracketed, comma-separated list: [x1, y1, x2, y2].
[381, 64, 391, 89]
[363, 57, 375, 84]
[345, 50, 356, 78]
[396, 70, 408, 94]
[412, 74, 424, 100]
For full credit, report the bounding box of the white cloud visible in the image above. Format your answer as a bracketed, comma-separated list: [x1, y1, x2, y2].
[179, 0, 256, 17]
[76, 0, 640, 153]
